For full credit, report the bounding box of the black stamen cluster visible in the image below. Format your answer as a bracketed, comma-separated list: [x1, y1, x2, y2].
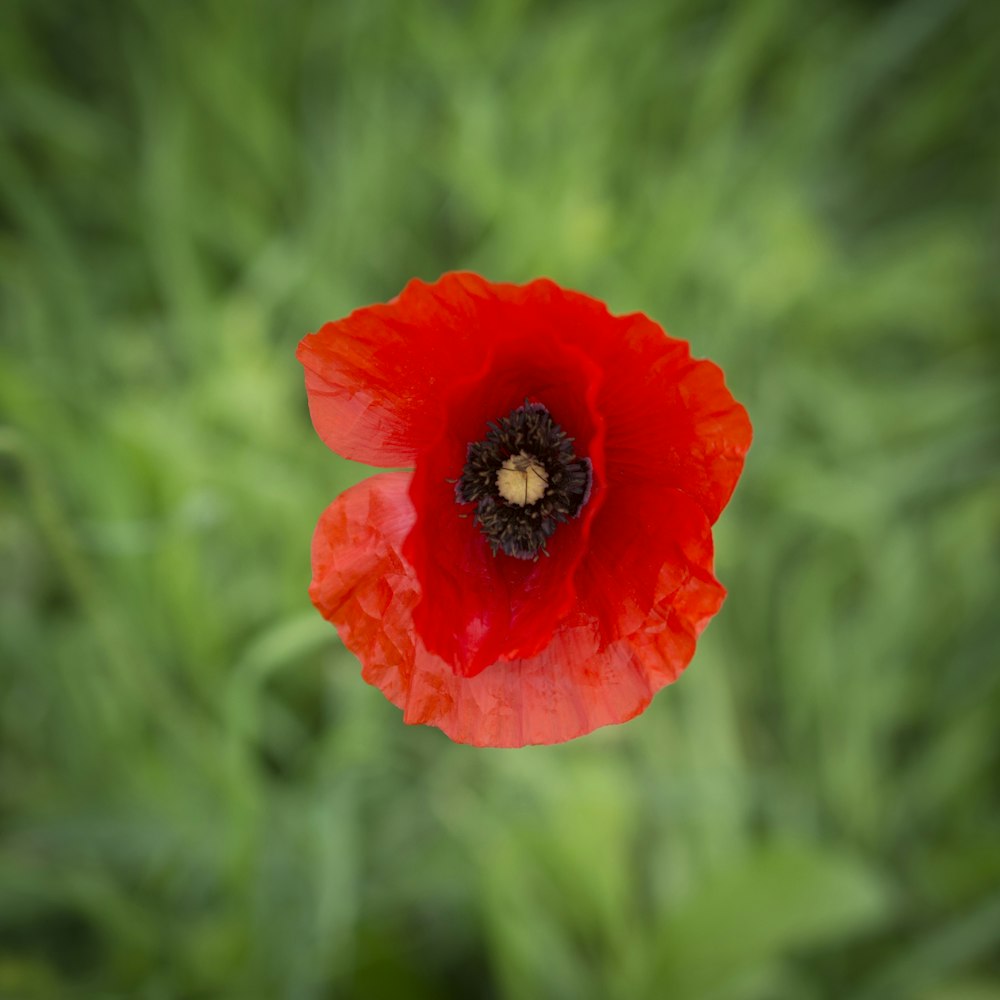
[455, 402, 592, 559]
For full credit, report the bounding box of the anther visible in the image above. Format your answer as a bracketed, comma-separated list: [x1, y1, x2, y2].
[454, 402, 592, 559]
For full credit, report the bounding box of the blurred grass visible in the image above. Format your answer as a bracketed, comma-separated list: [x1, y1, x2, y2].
[1, 0, 999, 997]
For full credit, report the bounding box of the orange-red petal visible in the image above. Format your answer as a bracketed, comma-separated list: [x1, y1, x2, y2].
[309, 471, 724, 747]
[296, 273, 571, 467]
[403, 329, 606, 676]
[495, 280, 752, 524]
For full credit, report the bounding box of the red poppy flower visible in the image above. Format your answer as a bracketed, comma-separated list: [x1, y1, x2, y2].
[297, 273, 750, 747]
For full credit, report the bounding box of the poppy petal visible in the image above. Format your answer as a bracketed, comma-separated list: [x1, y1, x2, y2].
[309, 471, 421, 710]
[576, 483, 726, 649]
[309, 470, 722, 747]
[403, 328, 606, 677]
[297, 273, 548, 467]
[597, 310, 751, 525]
[484, 279, 751, 523]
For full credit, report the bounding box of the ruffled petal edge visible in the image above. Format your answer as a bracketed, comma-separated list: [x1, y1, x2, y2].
[310, 472, 724, 748]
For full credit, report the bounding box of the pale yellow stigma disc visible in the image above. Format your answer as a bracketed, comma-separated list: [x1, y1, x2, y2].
[497, 452, 548, 506]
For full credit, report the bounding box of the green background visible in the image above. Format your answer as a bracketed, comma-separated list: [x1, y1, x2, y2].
[2, 0, 998, 997]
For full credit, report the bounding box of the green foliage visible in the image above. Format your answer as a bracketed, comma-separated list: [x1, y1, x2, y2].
[1, 0, 998, 996]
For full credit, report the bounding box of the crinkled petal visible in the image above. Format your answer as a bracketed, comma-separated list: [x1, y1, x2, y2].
[404, 330, 606, 677]
[597, 310, 751, 525]
[298, 273, 748, 510]
[297, 273, 570, 467]
[309, 471, 722, 747]
[487, 279, 752, 523]
[577, 484, 724, 648]
[309, 472, 421, 708]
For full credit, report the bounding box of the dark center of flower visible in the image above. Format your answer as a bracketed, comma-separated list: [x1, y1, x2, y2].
[455, 402, 593, 559]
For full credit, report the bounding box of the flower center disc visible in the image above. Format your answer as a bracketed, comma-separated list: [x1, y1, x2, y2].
[455, 402, 592, 560]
